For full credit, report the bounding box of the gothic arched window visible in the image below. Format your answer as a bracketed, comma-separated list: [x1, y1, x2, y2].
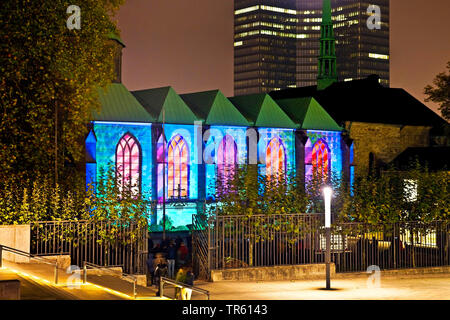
[116, 133, 141, 196]
[266, 137, 286, 179]
[217, 135, 238, 185]
[167, 134, 189, 199]
[311, 140, 329, 179]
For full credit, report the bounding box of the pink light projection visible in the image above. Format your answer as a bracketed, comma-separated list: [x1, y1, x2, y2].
[266, 138, 286, 179]
[217, 135, 238, 185]
[116, 133, 141, 195]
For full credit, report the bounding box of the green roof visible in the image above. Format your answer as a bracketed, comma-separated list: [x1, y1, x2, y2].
[275, 97, 342, 131]
[131, 87, 198, 124]
[94, 83, 154, 122]
[229, 94, 298, 129]
[108, 32, 125, 47]
[180, 90, 250, 126]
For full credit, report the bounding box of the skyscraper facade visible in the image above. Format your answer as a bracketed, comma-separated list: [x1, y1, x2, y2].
[234, 0, 390, 93]
[234, 0, 298, 95]
[297, 0, 390, 87]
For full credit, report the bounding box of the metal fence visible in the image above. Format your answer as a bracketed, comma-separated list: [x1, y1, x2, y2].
[30, 220, 148, 274]
[330, 221, 450, 272]
[192, 214, 450, 279]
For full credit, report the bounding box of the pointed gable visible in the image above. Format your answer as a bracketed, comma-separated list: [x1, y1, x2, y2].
[131, 86, 198, 124]
[180, 90, 249, 126]
[276, 97, 342, 131]
[94, 83, 154, 122]
[229, 93, 298, 129]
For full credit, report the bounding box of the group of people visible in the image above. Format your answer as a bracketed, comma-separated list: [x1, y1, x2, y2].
[146, 237, 194, 299]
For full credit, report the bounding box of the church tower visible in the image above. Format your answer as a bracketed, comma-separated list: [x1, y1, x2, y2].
[317, 0, 337, 90]
[108, 32, 125, 83]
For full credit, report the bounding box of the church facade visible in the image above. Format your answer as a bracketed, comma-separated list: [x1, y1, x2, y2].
[86, 84, 348, 229]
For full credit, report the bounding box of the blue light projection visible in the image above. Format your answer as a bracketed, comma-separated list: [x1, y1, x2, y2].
[305, 130, 343, 182]
[257, 128, 295, 176]
[87, 120, 347, 230]
[204, 126, 248, 199]
[92, 122, 152, 200]
[156, 124, 199, 202]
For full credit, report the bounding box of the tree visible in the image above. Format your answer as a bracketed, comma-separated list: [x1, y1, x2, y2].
[424, 61, 450, 121]
[0, 0, 123, 185]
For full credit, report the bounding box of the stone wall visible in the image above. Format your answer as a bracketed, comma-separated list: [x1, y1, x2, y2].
[0, 225, 30, 263]
[210, 263, 335, 282]
[345, 122, 431, 175]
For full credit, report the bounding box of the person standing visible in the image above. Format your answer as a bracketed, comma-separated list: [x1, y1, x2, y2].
[146, 253, 154, 286]
[182, 265, 194, 300]
[175, 266, 187, 300]
[177, 241, 189, 267]
[167, 240, 177, 278]
[154, 254, 168, 296]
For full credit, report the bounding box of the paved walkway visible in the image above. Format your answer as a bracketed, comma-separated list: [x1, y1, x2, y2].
[194, 273, 450, 300]
[1, 260, 164, 300]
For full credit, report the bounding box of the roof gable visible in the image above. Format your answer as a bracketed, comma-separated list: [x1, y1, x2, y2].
[229, 94, 297, 129]
[132, 87, 198, 124]
[94, 83, 154, 122]
[276, 97, 342, 131]
[269, 76, 448, 130]
[180, 90, 249, 126]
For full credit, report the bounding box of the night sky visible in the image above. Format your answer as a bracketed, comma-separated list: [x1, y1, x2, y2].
[116, 0, 450, 116]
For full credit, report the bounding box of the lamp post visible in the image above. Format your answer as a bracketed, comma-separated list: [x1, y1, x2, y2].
[323, 186, 332, 290]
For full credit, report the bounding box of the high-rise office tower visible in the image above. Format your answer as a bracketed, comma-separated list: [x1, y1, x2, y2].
[297, 0, 390, 87]
[234, 0, 298, 95]
[233, 0, 390, 94]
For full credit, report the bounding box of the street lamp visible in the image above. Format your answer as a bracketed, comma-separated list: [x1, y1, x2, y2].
[323, 186, 332, 290]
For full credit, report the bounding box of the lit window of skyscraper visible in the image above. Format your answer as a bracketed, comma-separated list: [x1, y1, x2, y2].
[234, 0, 298, 95]
[234, 0, 390, 93]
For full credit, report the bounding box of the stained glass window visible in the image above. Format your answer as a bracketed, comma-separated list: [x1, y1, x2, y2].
[217, 135, 238, 185]
[311, 139, 329, 180]
[167, 134, 189, 199]
[266, 137, 286, 179]
[116, 133, 141, 196]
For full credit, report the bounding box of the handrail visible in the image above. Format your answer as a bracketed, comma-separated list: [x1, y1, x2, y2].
[0, 244, 59, 284]
[160, 276, 210, 300]
[82, 261, 138, 299]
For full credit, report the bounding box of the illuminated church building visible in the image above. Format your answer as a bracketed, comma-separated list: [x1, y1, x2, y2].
[86, 0, 447, 229]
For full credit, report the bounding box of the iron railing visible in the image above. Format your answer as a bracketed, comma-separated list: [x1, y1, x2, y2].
[82, 261, 138, 299]
[0, 245, 59, 284]
[330, 221, 450, 272]
[159, 276, 210, 300]
[192, 214, 450, 278]
[30, 220, 148, 274]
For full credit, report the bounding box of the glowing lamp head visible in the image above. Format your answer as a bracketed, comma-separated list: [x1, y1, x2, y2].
[323, 186, 332, 200]
[323, 186, 332, 228]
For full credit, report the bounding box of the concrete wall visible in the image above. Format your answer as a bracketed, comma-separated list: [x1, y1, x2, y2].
[36, 255, 71, 270]
[210, 263, 335, 282]
[0, 225, 30, 263]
